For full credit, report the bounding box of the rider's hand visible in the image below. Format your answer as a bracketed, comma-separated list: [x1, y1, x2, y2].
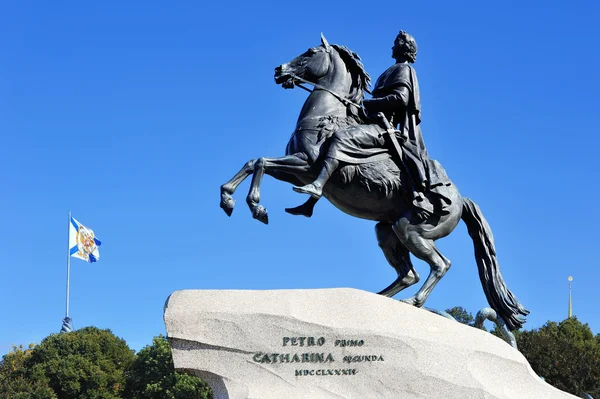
[395, 130, 408, 143]
[359, 107, 372, 121]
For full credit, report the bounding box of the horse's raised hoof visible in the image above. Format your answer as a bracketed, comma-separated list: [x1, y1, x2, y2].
[252, 205, 269, 225]
[220, 196, 235, 217]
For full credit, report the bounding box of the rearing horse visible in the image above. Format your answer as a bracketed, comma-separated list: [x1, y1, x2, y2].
[220, 35, 529, 331]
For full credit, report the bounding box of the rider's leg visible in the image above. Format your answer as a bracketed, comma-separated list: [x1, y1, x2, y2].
[293, 157, 339, 199]
[285, 196, 318, 217]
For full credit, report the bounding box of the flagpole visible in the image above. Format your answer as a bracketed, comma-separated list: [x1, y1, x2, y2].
[66, 210, 71, 318]
[60, 211, 74, 332]
[568, 276, 573, 318]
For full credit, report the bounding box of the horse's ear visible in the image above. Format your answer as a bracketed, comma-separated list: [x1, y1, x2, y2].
[320, 32, 331, 52]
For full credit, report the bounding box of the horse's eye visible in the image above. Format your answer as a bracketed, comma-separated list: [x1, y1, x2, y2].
[307, 48, 316, 55]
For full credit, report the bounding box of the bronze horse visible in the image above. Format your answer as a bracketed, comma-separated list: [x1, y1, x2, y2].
[220, 35, 528, 331]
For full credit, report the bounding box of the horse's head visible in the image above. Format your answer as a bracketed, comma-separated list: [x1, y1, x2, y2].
[274, 33, 336, 89]
[275, 34, 371, 120]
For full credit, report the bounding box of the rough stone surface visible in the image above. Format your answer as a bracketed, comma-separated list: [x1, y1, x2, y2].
[164, 288, 576, 399]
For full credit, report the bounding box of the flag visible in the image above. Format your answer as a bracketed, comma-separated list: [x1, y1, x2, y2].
[69, 216, 101, 263]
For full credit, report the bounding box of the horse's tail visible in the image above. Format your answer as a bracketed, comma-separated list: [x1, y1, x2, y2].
[461, 198, 529, 331]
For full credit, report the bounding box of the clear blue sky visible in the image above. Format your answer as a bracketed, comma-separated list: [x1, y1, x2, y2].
[2, 0, 599, 353]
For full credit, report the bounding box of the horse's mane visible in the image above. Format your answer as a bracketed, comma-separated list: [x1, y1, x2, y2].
[331, 44, 371, 121]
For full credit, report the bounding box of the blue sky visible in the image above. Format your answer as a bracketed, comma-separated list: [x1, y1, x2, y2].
[1, 0, 599, 353]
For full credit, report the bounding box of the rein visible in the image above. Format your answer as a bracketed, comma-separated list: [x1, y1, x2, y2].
[285, 72, 361, 109]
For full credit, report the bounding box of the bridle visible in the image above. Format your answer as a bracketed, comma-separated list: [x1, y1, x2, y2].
[284, 71, 362, 110]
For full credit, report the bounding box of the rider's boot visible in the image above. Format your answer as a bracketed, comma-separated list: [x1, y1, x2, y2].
[285, 197, 318, 218]
[293, 158, 339, 199]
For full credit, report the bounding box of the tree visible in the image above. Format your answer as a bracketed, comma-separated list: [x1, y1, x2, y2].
[445, 306, 477, 327]
[20, 327, 135, 399]
[0, 344, 57, 399]
[518, 317, 600, 398]
[125, 335, 212, 399]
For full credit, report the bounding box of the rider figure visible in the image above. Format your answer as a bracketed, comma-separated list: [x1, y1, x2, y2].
[287, 30, 451, 220]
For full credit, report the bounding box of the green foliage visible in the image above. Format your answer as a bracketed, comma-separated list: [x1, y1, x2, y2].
[0, 344, 57, 399]
[445, 306, 476, 327]
[1, 344, 34, 373]
[0, 330, 212, 399]
[125, 335, 212, 399]
[24, 327, 134, 399]
[518, 317, 600, 397]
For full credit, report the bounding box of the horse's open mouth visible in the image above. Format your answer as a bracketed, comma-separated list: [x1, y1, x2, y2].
[274, 72, 294, 85]
[275, 74, 296, 89]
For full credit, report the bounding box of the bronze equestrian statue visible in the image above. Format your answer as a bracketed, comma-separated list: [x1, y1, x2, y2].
[220, 31, 529, 331]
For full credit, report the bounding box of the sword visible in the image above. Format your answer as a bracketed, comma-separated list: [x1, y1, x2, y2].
[376, 112, 431, 212]
[376, 112, 406, 159]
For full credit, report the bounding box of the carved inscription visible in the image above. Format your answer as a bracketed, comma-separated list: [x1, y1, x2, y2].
[250, 336, 385, 377]
[253, 353, 335, 363]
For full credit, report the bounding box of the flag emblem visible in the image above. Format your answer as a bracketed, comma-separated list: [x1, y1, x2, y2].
[69, 217, 101, 263]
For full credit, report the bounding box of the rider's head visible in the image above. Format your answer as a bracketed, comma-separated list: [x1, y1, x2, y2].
[392, 31, 417, 63]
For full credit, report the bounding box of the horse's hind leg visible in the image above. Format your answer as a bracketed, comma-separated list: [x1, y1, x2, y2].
[375, 222, 420, 297]
[393, 221, 451, 307]
[246, 154, 311, 224]
[220, 159, 256, 216]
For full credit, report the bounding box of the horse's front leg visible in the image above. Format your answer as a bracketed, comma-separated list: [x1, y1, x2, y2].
[247, 154, 311, 224]
[220, 159, 256, 216]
